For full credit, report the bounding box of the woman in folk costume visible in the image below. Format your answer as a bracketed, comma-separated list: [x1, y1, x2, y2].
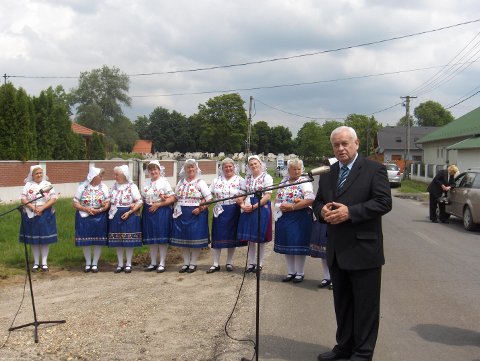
[170, 159, 212, 273]
[108, 165, 143, 274]
[237, 155, 273, 273]
[19, 165, 58, 272]
[206, 158, 246, 274]
[141, 160, 175, 273]
[273, 158, 315, 283]
[73, 166, 110, 273]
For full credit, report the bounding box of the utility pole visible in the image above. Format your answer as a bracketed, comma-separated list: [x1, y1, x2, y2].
[246, 96, 253, 158]
[3, 73, 7, 86]
[400, 95, 417, 180]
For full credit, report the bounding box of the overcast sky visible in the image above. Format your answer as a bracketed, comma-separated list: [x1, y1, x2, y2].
[1, 0, 479, 136]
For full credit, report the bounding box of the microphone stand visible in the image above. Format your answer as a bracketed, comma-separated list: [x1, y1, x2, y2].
[204, 174, 315, 361]
[0, 194, 66, 343]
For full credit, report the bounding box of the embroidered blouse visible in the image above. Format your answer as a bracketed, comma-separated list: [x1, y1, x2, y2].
[21, 181, 58, 206]
[109, 182, 142, 208]
[74, 183, 109, 209]
[141, 178, 174, 205]
[275, 176, 315, 205]
[242, 172, 274, 194]
[174, 178, 212, 207]
[209, 175, 245, 205]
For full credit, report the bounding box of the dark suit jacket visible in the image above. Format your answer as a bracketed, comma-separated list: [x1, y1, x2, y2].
[313, 156, 392, 270]
[427, 169, 455, 198]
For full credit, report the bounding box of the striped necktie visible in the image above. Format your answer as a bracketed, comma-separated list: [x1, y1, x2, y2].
[337, 165, 350, 190]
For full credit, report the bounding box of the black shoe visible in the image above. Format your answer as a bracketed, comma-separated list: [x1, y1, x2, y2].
[179, 265, 189, 273]
[41, 265, 49, 272]
[187, 265, 197, 273]
[156, 265, 165, 273]
[124, 266, 132, 273]
[317, 350, 350, 361]
[32, 264, 39, 272]
[91, 265, 99, 273]
[144, 264, 156, 272]
[318, 279, 331, 288]
[245, 264, 256, 273]
[282, 274, 295, 282]
[114, 266, 124, 274]
[226, 264, 233, 272]
[431, 219, 438, 223]
[206, 265, 220, 274]
[328, 283, 334, 290]
[84, 265, 92, 273]
[293, 275, 304, 283]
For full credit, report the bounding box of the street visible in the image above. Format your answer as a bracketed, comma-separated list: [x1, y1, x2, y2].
[257, 192, 480, 361]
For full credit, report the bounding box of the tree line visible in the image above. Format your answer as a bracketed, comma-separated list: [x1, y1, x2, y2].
[0, 65, 455, 162]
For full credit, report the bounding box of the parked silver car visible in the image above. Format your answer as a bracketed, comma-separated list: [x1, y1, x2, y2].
[442, 169, 480, 231]
[384, 163, 402, 187]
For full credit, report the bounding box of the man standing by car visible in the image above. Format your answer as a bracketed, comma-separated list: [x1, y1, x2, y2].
[313, 126, 392, 361]
[427, 165, 458, 223]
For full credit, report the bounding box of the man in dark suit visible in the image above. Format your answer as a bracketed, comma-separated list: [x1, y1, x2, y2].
[427, 165, 458, 223]
[313, 126, 392, 361]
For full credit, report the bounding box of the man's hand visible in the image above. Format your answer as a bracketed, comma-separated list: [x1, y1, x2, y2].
[323, 202, 350, 225]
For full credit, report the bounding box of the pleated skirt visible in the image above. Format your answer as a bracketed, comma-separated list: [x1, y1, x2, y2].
[75, 211, 108, 246]
[170, 206, 209, 248]
[309, 221, 328, 259]
[211, 204, 245, 249]
[237, 199, 272, 244]
[108, 207, 142, 247]
[19, 208, 57, 245]
[274, 208, 312, 255]
[142, 204, 172, 245]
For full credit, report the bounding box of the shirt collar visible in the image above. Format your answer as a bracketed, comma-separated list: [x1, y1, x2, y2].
[339, 153, 358, 170]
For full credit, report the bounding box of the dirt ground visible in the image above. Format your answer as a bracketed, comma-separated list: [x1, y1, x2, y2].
[0, 247, 261, 361]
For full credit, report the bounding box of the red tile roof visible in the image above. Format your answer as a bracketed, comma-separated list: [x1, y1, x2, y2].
[71, 122, 103, 136]
[132, 140, 153, 154]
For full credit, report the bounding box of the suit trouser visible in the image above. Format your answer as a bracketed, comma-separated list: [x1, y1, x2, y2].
[331, 259, 382, 361]
[429, 192, 438, 221]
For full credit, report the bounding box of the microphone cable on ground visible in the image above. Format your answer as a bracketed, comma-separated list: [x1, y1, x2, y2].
[0, 265, 29, 349]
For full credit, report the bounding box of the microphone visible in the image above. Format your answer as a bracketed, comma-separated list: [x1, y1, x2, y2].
[302, 166, 330, 177]
[36, 185, 53, 196]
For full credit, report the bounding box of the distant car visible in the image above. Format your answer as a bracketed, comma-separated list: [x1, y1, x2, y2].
[384, 163, 402, 187]
[441, 169, 480, 231]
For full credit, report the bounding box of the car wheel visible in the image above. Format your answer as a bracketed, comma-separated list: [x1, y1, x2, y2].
[463, 206, 477, 231]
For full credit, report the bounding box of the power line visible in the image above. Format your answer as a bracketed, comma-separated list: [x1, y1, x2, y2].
[7, 19, 480, 80]
[446, 89, 480, 109]
[254, 98, 344, 121]
[130, 61, 479, 98]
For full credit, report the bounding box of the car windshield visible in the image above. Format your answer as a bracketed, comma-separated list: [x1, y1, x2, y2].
[385, 164, 399, 171]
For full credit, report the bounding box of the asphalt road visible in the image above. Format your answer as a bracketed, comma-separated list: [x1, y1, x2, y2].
[255, 191, 480, 361]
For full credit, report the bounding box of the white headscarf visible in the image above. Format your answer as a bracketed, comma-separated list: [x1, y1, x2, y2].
[147, 160, 166, 177]
[87, 166, 102, 183]
[178, 159, 202, 179]
[246, 155, 267, 176]
[24, 165, 48, 183]
[114, 165, 132, 183]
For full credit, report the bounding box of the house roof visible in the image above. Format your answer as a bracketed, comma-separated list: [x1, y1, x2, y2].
[132, 140, 153, 154]
[71, 122, 103, 136]
[417, 106, 480, 143]
[375, 126, 437, 151]
[446, 136, 480, 150]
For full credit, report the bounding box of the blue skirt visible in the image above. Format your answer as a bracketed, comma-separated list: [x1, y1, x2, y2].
[19, 208, 57, 245]
[75, 211, 108, 246]
[108, 207, 142, 247]
[170, 206, 209, 248]
[211, 204, 245, 249]
[274, 208, 312, 255]
[310, 221, 328, 259]
[142, 204, 172, 245]
[237, 199, 272, 244]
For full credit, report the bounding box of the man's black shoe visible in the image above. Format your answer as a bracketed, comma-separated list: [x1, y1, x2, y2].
[317, 350, 350, 361]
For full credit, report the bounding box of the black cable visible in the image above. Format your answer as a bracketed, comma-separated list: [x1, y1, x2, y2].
[0, 268, 29, 349]
[7, 19, 479, 80]
[255, 98, 345, 121]
[446, 89, 480, 109]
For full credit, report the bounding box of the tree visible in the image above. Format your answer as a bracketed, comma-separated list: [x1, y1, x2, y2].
[344, 114, 382, 157]
[270, 125, 293, 154]
[0, 83, 19, 160]
[194, 93, 248, 153]
[295, 121, 323, 164]
[109, 116, 138, 152]
[414, 100, 454, 126]
[318, 120, 344, 158]
[88, 132, 106, 159]
[253, 121, 271, 154]
[15, 88, 36, 160]
[72, 65, 131, 134]
[396, 115, 414, 127]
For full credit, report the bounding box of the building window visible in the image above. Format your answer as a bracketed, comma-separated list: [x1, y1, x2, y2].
[413, 155, 422, 162]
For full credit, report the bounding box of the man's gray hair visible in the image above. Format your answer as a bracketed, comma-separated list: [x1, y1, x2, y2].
[330, 126, 358, 142]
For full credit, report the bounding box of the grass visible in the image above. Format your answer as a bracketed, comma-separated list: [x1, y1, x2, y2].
[398, 179, 428, 193]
